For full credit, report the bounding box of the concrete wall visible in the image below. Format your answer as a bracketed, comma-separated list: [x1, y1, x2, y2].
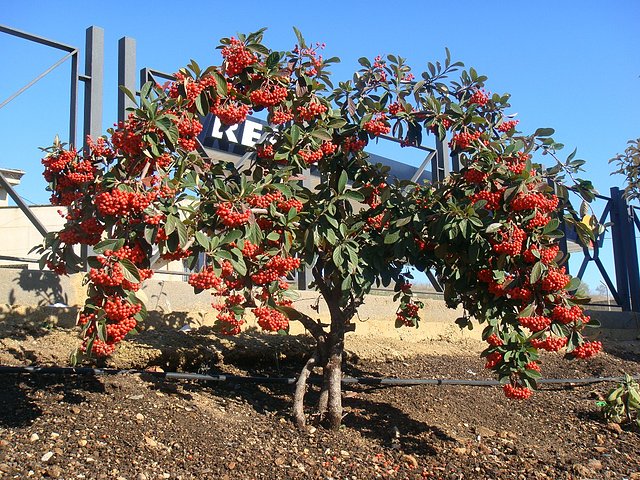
[0, 267, 637, 343]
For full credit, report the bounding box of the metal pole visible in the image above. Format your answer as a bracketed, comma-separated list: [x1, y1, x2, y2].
[433, 134, 450, 182]
[69, 52, 78, 147]
[83, 26, 104, 146]
[622, 200, 640, 312]
[118, 36, 136, 123]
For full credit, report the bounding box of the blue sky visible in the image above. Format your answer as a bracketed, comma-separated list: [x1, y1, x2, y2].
[1, 0, 639, 292]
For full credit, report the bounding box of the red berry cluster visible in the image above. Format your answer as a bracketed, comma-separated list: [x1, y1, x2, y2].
[160, 247, 192, 260]
[221, 37, 257, 76]
[528, 212, 551, 229]
[525, 361, 541, 372]
[241, 240, 262, 258]
[253, 306, 289, 331]
[270, 108, 294, 125]
[298, 148, 324, 165]
[484, 351, 503, 369]
[498, 120, 519, 132]
[552, 305, 584, 325]
[363, 114, 391, 137]
[470, 189, 502, 211]
[297, 101, 327, 121]
[492, 225, 526, 256]
[530, 336, 567, 352]
[89, 260, 125, 287]
[571, 340, 602, 359]
[523, 244, 559, 264]
[463, 169, 487, 184]
[540, 267, 569, 292]
[210, 101, 250, 126]
[250, 84, 288, 107]
[469, 89, 489, 106]
[388, 102, 401, 115]
[510, 286, 533, 303]
[510, 192, 559, 213]
[451, 131, 482, 150]
[248, 191, 283, 208]
[321, 141, 337, 156]
[503, 384, 533, 400]
[95, 189, 155, 217]
[188, 267, 223, 291]
[396, 301, 420, 327]
[111, 114, 145, 158]
[342, 136, 367, 153]
[177, 116, 203, 152]
[486, 333, 503, 347]
[251, 256, 300, 285]
[256, 144, 274, 159]
[104, 295, 142, 322]
[518, 315, 551, 332]
[216, 202, 251, 227]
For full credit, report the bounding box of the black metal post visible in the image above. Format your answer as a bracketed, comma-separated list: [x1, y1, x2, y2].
[83, 26, 104, 146]
[610, 187, 631, 311]
[118, 36, 136, 123]
[622, 201, 640, 312]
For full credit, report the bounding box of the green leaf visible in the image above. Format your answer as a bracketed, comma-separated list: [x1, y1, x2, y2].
[529, 262, 544, 284]
[165, 214, 177, 236]
[534, 127, 555, 137]
[485, 223, 502, 234]
[120, 258, 141, 283]
[93, 238, 125, 254]
[176, 220, 188, 248]
[337, 170, 348, 194]
[195, 231, 210, 250]
[384, 230, 400, 244]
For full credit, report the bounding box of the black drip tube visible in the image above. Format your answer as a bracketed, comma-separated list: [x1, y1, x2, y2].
[0, 365, 638, 387]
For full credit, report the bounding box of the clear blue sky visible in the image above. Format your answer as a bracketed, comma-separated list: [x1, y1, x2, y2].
[1, 0, 639, 292]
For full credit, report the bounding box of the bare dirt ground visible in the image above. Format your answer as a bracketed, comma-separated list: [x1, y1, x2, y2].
[0, 308, 639, 479]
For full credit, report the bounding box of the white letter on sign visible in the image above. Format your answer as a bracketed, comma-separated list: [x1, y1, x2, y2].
[211, 116, 239, 144]
[241, 120, 263, 147]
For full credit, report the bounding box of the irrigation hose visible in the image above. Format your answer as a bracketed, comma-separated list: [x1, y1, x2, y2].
[0, 365, 638, 388]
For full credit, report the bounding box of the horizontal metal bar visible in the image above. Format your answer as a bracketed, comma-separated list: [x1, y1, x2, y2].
[0, 24, 76, 52]
[379, 134, 436, 152]
[0, 255, 39, 264]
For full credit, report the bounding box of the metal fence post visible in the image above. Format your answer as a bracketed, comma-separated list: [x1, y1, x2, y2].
[622, 201, 640, 312]
[83, 26, 104, 147]
[610, 187, 632, 311]
[433, 135, 450, 182]
[118, 36, 136, 123]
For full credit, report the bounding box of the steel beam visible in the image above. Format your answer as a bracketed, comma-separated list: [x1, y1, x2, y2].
[0, 24, 76, 52]
[0, 172, 48, 237]
[118, 36, 136, 122]
[610, 187, 631, 311]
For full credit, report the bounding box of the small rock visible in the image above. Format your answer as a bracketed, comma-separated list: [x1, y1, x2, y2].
[129, 395, 144, 400]
[629, 473, 640, 479]
[573, 464, 594, 477]
[136, 474, 148, 480]
[594, 446, 606, 453]
[78, 439, 88, 447]
[453, 447, 468, 455]
[402, 454, 418, 468]
[606, 422, 622, 434]
[71, 406, 81, 414]
[47, 466, 62, 478]
[340, 450, 349, 457]
[307, 426, 317, 434]
[144, 436, 158, 448]
[135, 413, 145, 422]
[596, 434, 605, 445]
[0, 464, 11, 473]
[275, 457, 285, 466]
[227, 462, 236, 470]
[587, 459, 603, 471]
[476, 426, 497, 438]
[29, 433, 40, 442]
[41, 451, 54, 462]
[50, 433, 60, 439]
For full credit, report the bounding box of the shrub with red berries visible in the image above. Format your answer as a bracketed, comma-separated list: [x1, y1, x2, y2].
[38, 28, 600, 427]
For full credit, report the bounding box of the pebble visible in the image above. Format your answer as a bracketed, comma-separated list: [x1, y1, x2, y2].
[47, 466, 62, 478]
[41, 451, 54, 462]
[71, 407, 81, 414]
[78, 439, 88, 447]
[587, 459, 603, 471]
[476, 426, 497, 438]
[136, 474, 148, 480]
[0, 464, 10, 473]
[50, 433, 60, 439]
[136, 413, 145, 422]
[402, 454, 418, 468]
[29, 433, 39, 442]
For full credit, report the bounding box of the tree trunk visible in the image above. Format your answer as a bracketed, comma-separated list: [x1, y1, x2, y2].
[324, 329, 345, 430]
[292, 350, 318, 429]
